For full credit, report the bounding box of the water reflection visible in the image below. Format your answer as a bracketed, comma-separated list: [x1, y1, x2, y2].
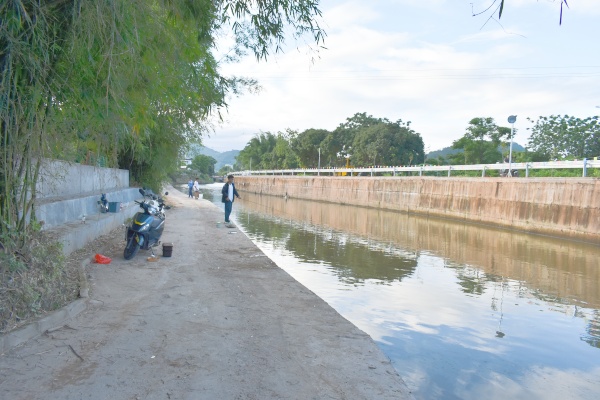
[242, 215, 417, 284]
[239, 192, 600, 309]
[205, 187, 600, 399]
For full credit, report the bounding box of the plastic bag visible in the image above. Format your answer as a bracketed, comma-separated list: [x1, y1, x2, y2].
[94, 253, 112, 264]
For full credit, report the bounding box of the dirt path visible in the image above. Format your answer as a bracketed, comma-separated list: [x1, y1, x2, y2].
[0, 188, 412, 399]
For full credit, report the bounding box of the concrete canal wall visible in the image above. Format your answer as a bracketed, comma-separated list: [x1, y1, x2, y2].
[236, 176, 600, 244]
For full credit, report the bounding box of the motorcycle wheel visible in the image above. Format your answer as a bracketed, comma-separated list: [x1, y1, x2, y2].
[123, 236, 140, 260]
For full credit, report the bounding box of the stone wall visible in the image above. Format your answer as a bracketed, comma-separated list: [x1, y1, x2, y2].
[236, 176, 600, 244]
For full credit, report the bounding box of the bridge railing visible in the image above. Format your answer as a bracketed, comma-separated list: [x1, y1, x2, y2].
[232, 159, 600, 178]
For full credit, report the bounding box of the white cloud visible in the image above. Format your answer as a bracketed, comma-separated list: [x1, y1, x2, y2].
[461, 367, 600, 400]
[205, 0, 600, 152]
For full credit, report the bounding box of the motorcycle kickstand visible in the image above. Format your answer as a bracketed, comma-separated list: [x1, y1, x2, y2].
[149, 241, 161, 258]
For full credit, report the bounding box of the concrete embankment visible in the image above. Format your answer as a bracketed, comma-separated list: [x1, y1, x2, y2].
[236, 176, 600, 244]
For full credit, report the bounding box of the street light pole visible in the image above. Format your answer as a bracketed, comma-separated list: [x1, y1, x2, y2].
[318, 148, 321, 176]
[507, 115, 517, 177]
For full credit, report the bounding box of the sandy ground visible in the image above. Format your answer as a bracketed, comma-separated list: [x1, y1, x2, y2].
[0, 187, 412, 399]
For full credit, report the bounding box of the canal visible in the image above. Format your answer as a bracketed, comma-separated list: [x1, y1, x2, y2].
[199, 183, 600, 399]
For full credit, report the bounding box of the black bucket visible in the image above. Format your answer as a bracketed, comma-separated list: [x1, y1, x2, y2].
[162, 243, 173, 257]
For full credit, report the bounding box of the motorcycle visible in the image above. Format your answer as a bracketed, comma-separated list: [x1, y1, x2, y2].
[501, 169, 519, 177]
[123, 188, 171, 260]
[98, 193, 109, 213]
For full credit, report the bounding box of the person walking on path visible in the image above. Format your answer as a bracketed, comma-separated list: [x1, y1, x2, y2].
[187, 178, 194, 198]
[193, 178, 200, 199]
[221, 174, 241, 224]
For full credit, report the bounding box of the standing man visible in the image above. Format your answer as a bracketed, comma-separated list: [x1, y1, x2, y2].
[221, 174, 241, 224]
[187, 178, 194, 198]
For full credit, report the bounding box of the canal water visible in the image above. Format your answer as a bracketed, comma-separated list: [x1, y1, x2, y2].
[198, 183, 600, 400]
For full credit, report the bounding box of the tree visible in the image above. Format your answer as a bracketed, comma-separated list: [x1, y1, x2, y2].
[191, 155, 217, 176]
[236, 132, 278, 170]
[292, 129, 330, 168]
[450, 117, 508, 164]
[236, 129, 299, 170]
[272, 130, 300, 169]
[351, 120, 424, 167]
[322, 112, 387, 167]
[217, 165, 234, 176]
[527, 115, 600, 160]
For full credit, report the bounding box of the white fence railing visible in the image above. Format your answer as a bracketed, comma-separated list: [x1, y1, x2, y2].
[233, 159, 600, 178]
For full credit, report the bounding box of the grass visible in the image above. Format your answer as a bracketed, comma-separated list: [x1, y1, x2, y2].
[0, 232, 80, 334]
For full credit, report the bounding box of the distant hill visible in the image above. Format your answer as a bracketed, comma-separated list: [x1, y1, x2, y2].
[425, 147, 462, 160]
[187, 144, 240, 170]
[426, 143, 525, 161]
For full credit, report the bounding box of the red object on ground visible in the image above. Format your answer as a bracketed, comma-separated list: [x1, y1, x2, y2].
[94, 254, 112, 264]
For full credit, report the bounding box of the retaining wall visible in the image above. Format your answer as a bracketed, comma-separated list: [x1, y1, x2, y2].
[36, 188, 140, 230]
[31, 160, 142, 255]
[236, 176, 600, 244]
[37, 159, 129, 201]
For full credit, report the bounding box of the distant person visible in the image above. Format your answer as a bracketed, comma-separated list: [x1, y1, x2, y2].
[221, 174, 241, 224]
[193, 178, 200, 199]
[502, 156, 510, 177]
[187, 178, 194, 198]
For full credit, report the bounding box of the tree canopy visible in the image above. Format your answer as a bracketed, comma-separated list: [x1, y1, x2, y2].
[351, 119, 424, 167]
[1, 0, 325, 252]
[527, 115, 600, 160]
[450, 117, 511, 165]
[236, 130, 300, 170]
[191, 155, 218, 176]
[235, 113, 425, 169]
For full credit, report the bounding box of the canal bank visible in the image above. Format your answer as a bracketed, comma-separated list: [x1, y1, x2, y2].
[0, 187, 412, 399]
[236, 176, 600, 244]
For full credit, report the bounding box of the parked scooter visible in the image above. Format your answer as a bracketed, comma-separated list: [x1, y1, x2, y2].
[98, 193, 109, 213]
[123, 188, 171, 260]
[501, 169, 519, 177]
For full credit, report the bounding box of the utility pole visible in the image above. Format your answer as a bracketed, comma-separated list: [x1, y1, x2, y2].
[318, 148, 321, 176]
[508, 115, 517, 177]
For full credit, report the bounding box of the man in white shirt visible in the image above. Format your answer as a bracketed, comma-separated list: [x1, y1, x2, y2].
[192, 178, 200, 199]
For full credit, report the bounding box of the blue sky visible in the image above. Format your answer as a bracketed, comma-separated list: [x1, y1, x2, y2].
[204, 0, 600, 153]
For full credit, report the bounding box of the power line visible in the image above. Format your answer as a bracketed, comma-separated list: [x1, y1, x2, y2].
[244, 66, 600, 81]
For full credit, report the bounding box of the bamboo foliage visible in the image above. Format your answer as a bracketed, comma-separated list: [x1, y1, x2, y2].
[1, 0, 67, 250]
[1, 0, 324, 254]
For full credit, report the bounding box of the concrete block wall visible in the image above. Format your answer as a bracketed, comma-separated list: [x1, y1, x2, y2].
[36, 159, 129, 201]
[36, 188, 142, 230]
[30, 160, 147, 255]
[236, 176, 600, 244]
[51, 203, 141, 255]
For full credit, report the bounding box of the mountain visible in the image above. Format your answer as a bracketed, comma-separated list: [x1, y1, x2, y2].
[425, 147, 462, 160]
[187, 144, 240, 170]
[426, 143, 525, 161]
